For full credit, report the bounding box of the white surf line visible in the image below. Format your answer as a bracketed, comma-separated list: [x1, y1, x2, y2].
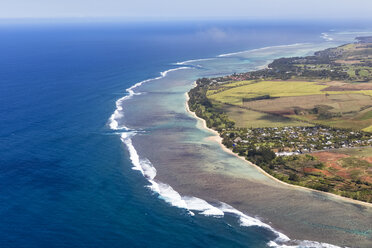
[108, 67, 189, 130]
[120, 132, 223, 215]
[268, 240, 343, 248]
[321, 33, 334, 41]
[173, 58, 214, 65]
[120, 132, 342, 248]
[174, 42, 312, 65]
[217, 43, 310, 57]
[334, 31, 372, 35]
[109, 54, 343, 248]
[120, 132, 282, 233]
[108, 64, 291, 243]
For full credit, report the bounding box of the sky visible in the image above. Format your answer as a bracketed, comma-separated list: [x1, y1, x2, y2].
[0, 0, 371, 20]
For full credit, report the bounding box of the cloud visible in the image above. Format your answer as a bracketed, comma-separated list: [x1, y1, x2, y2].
[198, 28, 228, 40]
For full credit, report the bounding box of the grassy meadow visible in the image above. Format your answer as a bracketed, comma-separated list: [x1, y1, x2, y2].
[207, 80, 372, 130]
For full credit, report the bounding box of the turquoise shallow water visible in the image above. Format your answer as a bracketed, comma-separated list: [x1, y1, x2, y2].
[1, 20, 372, 248]
[113, 32, 372, 247]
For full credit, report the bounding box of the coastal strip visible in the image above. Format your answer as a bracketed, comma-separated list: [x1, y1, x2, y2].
[185, 90, 372, 208]
[109, 39, 372, 246]
[111, 69, 347, 247]
[109, 69, 301, 246]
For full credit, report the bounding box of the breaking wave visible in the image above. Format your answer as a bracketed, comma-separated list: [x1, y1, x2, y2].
[174, 58, 214, 65]
[108, 47, 343, 248]
[119, 131, 340, 248]
[108, 67, 189, 130]
[119, 131, 289, 244]
[321, 32, 334, 41]
[217, 43, 308, 57]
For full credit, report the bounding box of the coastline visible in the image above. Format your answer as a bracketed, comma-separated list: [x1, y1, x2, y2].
[114, 39, 372, 247]
[184, 90, 372, 208]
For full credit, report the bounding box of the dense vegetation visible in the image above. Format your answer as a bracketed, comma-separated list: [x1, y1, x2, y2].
[221, 40, 372, 82]
[188, 78, 235, 131]
[188, 38, 372, 203]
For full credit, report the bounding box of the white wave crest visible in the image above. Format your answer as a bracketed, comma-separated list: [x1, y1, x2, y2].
[120, 132, 224, 216]
[218, 202, 290, 243]
[119, 132, 294, 244]
[217, 43, 308, 57]
[174, 58, 213, 65]
[321, 33, 334, 41]
[268, 240, 342, 248]
[108, 67, 189, 130]
[183, 196, 224, 216]
[111, 57, 341, 248]
[120, 131, 341, 248]
[149, 182, 189, 209]
[160, 67, 189, 77]
[120, 132, 145, 174]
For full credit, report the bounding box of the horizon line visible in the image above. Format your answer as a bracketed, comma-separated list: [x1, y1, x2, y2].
[1, 16, 372, 22]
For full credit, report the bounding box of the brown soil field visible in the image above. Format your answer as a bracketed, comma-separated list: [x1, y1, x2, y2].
[335, 59, 361, 64]
[242, 93, 372, 114]
[311, 151, 372, 183]
[312, 152, 349, 162]
[363, 157, 372, 163]
[322, 82, 372, 91]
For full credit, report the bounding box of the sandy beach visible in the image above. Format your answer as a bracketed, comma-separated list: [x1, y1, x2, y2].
[126, 85, 372, 247]
[185, 92, 372, 208]
[148, 88, 372, 247]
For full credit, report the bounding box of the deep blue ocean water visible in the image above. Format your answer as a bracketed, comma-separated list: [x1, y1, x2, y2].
[0, 20, 370, 248]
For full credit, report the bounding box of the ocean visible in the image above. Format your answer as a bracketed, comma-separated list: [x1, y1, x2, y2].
[0, 20, 371, 248]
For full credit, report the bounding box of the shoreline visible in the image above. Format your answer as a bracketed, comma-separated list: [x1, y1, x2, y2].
[115, 39, 372, 246]
[184, 90, 372, 208]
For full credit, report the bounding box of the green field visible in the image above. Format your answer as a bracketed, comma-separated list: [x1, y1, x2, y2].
[216, 102, 312, 128]
[363, 125, 372, 132]
[189, 39, 372, 202]
[208, 80, 372, 106]
[331, 147, 372, 157]
[207, 80, 372, 130]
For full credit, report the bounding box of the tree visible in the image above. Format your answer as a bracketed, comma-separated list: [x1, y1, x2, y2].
[289, 173, 300, 182]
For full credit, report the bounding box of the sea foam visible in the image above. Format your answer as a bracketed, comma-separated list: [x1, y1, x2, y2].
[217, 43, 308, 57]
[321, 33, 334, 41]
[174, 58, 213, 65]
[120, 132, 224, 216]
[108, 67, 189, 130]
[110, 55, 342, 248]
[120, 132, 340, 247]
[268, 240, 343, 248]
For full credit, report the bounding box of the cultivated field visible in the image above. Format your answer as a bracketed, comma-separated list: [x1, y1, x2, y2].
[208, 80, 372, 105]
[213, 101, 311, 128]
[207, 80, 372, 130]
[190, 39, 372, 203]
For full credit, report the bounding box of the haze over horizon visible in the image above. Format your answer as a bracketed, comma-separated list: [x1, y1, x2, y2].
[0, 0, 372, 21]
